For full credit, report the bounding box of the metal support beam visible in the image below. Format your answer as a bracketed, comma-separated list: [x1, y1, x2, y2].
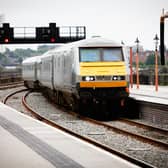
[0, 23, 86, 44]
[160, 9, 168, 65]
[160, 16, 165, 65]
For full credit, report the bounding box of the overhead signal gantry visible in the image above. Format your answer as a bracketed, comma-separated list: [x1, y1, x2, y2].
[0, 23, 86, 44]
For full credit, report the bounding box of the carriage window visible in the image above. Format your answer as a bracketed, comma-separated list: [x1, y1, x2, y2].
[80, 49, 100, 62]
[103, 48, 123, 61]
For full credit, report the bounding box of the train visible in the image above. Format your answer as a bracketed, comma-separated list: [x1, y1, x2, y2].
[22, 37, 139, 119]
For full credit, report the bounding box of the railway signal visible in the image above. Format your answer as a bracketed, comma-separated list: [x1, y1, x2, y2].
[0, 23, 14, 43]
[4, 38, 9, 43]
[0, 23, 86, 44]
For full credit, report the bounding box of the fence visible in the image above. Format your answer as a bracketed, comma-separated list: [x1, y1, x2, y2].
[132, 66, 168, 85]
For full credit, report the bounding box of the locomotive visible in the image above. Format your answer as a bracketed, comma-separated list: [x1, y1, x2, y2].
[22, 37, 135, 118]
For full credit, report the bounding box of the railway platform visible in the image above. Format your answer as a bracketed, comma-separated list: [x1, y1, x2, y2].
[0, 102, 139, 168]
[129, 85, 168, 105]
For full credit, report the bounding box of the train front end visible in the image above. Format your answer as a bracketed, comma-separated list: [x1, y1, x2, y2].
[77, 46, 129, 118]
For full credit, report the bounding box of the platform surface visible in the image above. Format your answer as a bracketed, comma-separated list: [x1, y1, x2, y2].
[130, 85, 168, 105]
[0, 102, 139, 168]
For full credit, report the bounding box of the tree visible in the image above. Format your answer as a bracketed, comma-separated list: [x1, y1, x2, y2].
[139, 61, 146, 68]
[18, 57, 23, 64]
[0, 45, 56, 66]
[37, 45, 55, 54]
[145, 53, 155, 65]
[4, 48, 14, 57]
[14, 48, 36, 59]
[0, 52, 5, 60]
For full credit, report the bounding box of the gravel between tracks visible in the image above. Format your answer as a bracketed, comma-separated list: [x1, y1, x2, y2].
[0, 86, 25, 102]
[134, 119, 168, 130]
[0, 86, 33, 117]
[25, 91, 168, 168]
[105, 120, 168, 143]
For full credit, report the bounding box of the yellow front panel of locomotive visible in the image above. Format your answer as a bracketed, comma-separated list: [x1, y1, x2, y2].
[79, 62, 127, 88]
[80, 62, 126, 76]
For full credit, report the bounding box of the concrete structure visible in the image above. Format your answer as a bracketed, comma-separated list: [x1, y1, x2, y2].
[0, 102, 139, 168]
[130, 84, 168, 105]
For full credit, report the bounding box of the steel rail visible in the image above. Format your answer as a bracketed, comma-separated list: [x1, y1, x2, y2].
[81, 117, 168, 150]
[58, 103, 168, 149]
[119, 118, 168, 135]
[2, 88, 28, 104]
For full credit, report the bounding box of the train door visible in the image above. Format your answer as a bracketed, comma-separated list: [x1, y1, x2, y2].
[51, 55, 55, 90]
[34, 62, 37, 81]
[63, 49, 73, 88]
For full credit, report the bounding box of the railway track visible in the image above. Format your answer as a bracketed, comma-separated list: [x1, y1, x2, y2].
[101, 119, 168, 149]
[0, 75, 22, 85]
[118, 118, 168, 135]
[0, 81, 24, 90]
[69, 112, 168, 149]
[22, 90, 155, 168]
[3, 89, 168, 167]
[2, 88, 28, 104]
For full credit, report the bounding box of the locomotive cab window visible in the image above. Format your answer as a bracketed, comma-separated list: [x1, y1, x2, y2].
[80, 47, 123, 62]
[103, 48, 123, 61]
[80, 48, 100, 62]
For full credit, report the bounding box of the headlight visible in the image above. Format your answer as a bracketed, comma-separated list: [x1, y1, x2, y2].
[82, 76, 95, 81]
[113, 76, 118, 80]
[112, 76, 125, 80]
[85, 76, 90, 81]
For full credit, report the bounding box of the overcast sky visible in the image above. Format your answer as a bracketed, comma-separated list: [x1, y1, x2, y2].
[0, 0, 168, 50]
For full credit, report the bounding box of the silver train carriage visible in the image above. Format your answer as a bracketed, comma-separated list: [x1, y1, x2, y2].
[22, 37, 130, 117]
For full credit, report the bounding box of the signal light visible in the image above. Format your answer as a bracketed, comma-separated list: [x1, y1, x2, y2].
[50, 37, 55, 42]
[4, 38, 9, 43]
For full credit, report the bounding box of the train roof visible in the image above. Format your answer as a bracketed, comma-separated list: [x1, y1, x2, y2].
[47, 37, 123, 53]
[75, 37, 122, 47]
[22, 37, 124, 63]
[22, 55, 41, 64]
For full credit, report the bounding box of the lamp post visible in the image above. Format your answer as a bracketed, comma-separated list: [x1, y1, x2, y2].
[129, 47, 133, 88]
[135, 37, 140, 89]
[154, 34, 159, 91]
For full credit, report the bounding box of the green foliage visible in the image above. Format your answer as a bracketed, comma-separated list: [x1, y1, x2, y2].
[145, 53, 155, 65]
[145, 53, 161, 65]
[0, 52, 10, 65]
[37, 45, 55, 54]
[13, 48, 36, 58]
[0, 52, 5, 60]
[139, 62, 146, 68]
[0, 45, 55, 66]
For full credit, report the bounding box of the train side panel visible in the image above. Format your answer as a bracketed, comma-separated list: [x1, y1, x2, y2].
[53, 51, 64, 89]
[22, 63, 36, 81]
[22, 56, 40, 88]
[40, 55, 53, 89]
[53, 47, 77, 92]
[63, 49, 73, 89]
